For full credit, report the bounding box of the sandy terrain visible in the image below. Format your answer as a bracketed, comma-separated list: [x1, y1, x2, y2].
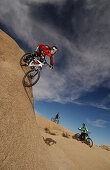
[36, 115, 110, 170]
[0, 29, 110, 170]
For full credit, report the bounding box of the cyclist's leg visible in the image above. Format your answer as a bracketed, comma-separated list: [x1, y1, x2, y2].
[81, 133, 85, 141]
[80, 133, 84, 141]
[83, 133, 86, 140]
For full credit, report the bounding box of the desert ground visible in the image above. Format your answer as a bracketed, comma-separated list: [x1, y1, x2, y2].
[0, 29, 110, 170]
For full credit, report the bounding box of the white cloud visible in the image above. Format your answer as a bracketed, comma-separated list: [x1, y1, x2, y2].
[87, 118, 109, 127]
[22, 0, 65, 4]
[71, 101, 110, 110]
[73, 100, 110, 109]
[103, 81, 110, 89]
[34, 108, 42, 116]
[0, 0, 110, 108]
[87, 103, 110, 110]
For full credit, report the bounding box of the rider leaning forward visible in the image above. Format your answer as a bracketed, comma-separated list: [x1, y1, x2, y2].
[34, 44, 57, 70]
[55, 112, 59, 120]
[24, 44, 57, 69]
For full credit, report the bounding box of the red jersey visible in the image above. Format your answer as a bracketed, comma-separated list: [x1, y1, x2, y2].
[37, 44, 54, 66]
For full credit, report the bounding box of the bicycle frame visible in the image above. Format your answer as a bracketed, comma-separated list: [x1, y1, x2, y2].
[78, 129, 90, 138]
[29, 59, 44, 68]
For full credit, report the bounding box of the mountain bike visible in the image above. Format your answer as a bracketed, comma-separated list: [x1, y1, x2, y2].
[20, 52, 51, 87]
[74, 128, 93, 148]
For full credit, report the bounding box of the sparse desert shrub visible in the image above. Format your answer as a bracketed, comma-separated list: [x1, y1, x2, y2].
[44, 128, 56, 135]
[62, 132, 70, 138]
[50, 132, 56, 135]
[44, 128, 50, 133]
[42, 137, 57, 146]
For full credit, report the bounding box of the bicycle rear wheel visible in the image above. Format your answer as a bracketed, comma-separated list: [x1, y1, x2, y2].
[73, 133, 80, 141]
[20, 52, 33, 66]
[86, 137, 93, 148]
[51, 117, 54, 121]
[22, 69, 40, 87]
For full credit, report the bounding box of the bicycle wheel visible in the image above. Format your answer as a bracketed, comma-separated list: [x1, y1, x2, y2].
[22, 69, 40, 87]
[86, 137, 93, 148]
[56, 119, 59, 124]
[74, 133, 80, 141]
[20, 52, 33, 66]
[51, 117, 58, 123]
[51, 117, 56, 123]
[51, 117, 54, 122]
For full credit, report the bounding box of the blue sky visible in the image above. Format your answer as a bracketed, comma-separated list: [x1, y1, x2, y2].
[34, 100, 110, 146]
[0, 0, 110, 145]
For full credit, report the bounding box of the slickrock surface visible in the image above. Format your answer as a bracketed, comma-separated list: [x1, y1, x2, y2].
[0, 29, 56, 170]
[0, 29, 110, 170]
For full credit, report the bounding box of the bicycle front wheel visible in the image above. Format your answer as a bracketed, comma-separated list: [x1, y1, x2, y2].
[86, 137, 93, 148]
[56, 119, 59, 124]
[22, 69, 40, 87]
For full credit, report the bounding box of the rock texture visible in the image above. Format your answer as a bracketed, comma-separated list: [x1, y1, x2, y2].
[36, 115, 110, 170]
[0, 29, 55, 170]
[0, 29, 110, 170]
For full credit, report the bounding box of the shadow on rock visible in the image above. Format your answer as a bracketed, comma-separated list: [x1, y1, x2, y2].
[23, 86, 34, 111]
[42, 137, 57, 146]
[20, 64, 29, 74]
[44, 128, 56, 136]
[62, 132, 70, 139]
[20, 65, 34, 111]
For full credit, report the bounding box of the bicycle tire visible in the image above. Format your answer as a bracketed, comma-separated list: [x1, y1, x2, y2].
[51, 117, 58, 123]
[20, 52, 33, 66]
[75, 133, 80, 141]
[86, 137, 93, 148]
[22, 69, 40, 87]
[56, 119, 59, 124]
[51, 117, 54, 121]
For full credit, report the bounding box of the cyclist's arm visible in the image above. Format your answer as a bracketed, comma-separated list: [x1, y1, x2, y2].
[50, 55, 54, 66]
[35, 44, 44, 52]
[46, 53, 54, 69]
[86, 127, 88, 133]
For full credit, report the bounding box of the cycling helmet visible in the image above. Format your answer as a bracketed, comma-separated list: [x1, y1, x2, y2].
[52, 46, 58, 52]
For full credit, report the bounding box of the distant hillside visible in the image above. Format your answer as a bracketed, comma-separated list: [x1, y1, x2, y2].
[99, 145, 110, 151]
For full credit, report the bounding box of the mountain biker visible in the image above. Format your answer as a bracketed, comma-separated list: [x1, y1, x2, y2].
[55, 112, 59, 120]
[34, 44, 57, 70]
[79, 123, 88, 141]
[24, 44, 57, 70]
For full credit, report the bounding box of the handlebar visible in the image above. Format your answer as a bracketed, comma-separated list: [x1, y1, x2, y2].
[78, 128, 90, 134]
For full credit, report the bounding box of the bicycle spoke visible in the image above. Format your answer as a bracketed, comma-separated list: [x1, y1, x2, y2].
[23, 68, 40, 87]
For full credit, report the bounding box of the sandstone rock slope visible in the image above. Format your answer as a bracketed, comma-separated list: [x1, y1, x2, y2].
[0, 29, 110, 170]
[0, 29, 56, 170]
